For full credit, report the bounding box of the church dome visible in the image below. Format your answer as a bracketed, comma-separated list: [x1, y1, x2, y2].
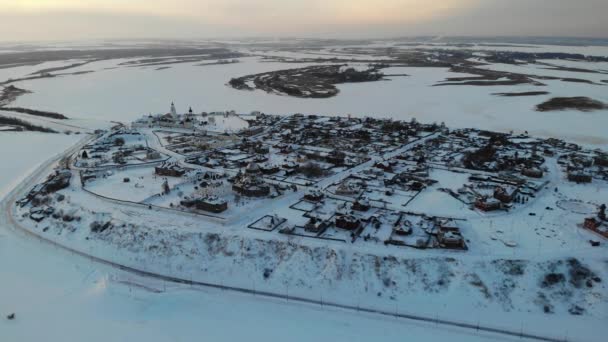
[245, 162, 261, 173]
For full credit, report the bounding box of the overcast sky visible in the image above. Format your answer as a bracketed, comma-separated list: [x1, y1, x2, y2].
[1, 0, 607, 42]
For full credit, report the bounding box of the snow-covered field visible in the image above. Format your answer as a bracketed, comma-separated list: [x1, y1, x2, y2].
[85, 166, 183, 203]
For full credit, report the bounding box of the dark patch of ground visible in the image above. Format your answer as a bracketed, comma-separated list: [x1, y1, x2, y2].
[559, 78, 596, 84]
[120, 53, 243, 68]
[493, 91, 550, 97]
[0, 48, 245, 84]
[466, 273, 492, 299]
[435, 66, 546, 87]
[536, 61, 608, 74]
[195, 60, 240, 67]
[2, 69, 96, 86]
[536, 258, 604, 315]
[566, 258, 601, 289]
[0, 73, 57, 86]
[0, 107, 68, 120]
[483, 51, 608, 64]
[541, 273, 566, 287]
[64, 70, 94, 76]
[383, 73, 409, 77]
[491, 259, 527, 276]
[28, 60, 95, 75]
[0, 115, 56, 133]
[536, 97, 607, 112]
[436, 64, 602, 87]
[438, 80, 533, 86]
[542, 66, 601, 74]
[0, 48, 239, 68]
[0, 85, 31, 106]
[229, 64, 384, 98]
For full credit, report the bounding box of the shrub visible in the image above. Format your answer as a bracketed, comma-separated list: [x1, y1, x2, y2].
[298, 162, 326, 178]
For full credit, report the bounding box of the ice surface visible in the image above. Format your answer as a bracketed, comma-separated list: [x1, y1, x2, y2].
[8, 57, 608, 148]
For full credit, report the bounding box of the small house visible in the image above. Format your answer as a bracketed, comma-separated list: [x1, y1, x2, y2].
[436, 220, 466, 249]
[304, 189, 324, 202]
[567, 172, 592, 183]
[326, 150, 346, 166]
[522, 167, 543, 178]
[232, 174, 270, 197]
[305, 217, 330, 233]
[352, 198, 370, 211]
[181, 196, 228, 213]
[155, 161, 186, 177]
[493, 186, 518, 203]
[583, 217, 608, 238]
[335, 214, 361, 230]
[437, 226, 466, 249]
[475, 197, 502, 211]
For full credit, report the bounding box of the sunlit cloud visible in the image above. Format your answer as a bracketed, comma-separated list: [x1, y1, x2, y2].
[0, 0, 605, 41]
[326, 0, 477, 24]
[4, 0, 477, 21]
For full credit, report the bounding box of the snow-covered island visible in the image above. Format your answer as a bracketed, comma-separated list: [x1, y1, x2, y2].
[8, 104, 608, 341]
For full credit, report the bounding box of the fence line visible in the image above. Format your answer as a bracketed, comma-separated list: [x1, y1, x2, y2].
[80, 183, 226, 221]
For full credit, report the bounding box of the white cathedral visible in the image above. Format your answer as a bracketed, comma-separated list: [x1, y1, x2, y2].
[133, 102, 197, 129]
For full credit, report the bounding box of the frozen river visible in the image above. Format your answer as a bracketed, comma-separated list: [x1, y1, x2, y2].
[7, 55, 608, 147]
